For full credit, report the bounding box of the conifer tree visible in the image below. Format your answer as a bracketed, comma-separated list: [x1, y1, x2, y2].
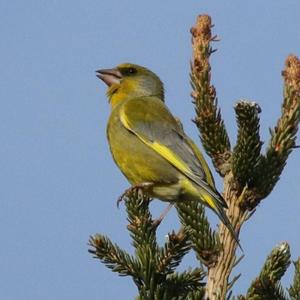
[89, 15, 300, 300]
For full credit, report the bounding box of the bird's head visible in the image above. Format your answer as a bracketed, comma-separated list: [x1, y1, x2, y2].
[96, 63, 164, 107]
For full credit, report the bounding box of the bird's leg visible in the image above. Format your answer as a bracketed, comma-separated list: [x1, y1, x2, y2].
[117, 182, 154, 207]
[152, 203, 174, 227]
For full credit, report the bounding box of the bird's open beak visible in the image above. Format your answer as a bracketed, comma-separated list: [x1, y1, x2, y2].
[96, 68, 122, 86]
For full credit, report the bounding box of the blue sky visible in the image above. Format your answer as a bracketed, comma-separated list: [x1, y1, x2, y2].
[1, 1, 300, 299]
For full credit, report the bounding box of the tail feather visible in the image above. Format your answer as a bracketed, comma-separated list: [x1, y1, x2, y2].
[215, 189, 228, 209]
[212, 199, 243, 251]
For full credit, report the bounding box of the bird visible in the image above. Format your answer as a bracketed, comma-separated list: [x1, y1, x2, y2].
[96, 63, 241, 247]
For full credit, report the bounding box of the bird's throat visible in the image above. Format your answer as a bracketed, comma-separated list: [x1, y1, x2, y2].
[109, 90, 129, 108]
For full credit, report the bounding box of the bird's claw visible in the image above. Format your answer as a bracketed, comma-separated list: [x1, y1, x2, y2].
[117, 187, 134, 208]
[116, 182, 153, 208]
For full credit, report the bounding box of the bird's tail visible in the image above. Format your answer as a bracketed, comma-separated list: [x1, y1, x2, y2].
[211, 197, 243, 251]
[201, 190, 243, 251]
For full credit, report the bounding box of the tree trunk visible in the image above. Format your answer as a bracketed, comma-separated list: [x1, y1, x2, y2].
[205, 173, 248, 300]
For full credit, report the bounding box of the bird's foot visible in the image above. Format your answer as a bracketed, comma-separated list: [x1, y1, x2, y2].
[152, 203, 173, 227]
[117, 182, 154, 208]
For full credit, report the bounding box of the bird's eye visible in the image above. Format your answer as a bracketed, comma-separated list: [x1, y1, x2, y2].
[127, 67, 136, 74]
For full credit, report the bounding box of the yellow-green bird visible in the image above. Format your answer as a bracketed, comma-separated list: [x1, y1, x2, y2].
[96, 63, 240, 246]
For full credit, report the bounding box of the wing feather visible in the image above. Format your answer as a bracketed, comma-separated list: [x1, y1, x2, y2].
[119, 97, 223, 203]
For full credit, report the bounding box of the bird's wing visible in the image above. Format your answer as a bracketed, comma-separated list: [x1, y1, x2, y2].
[183, 133, 227, 209]
[119, 97, 224, 204]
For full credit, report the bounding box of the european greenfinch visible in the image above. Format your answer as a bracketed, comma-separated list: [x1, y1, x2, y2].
[96, 63, 240, 246]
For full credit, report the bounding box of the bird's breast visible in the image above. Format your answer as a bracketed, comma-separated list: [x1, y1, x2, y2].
[106, 106, 179, 186]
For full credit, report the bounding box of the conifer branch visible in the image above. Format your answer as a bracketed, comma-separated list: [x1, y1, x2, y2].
[190, 15, 231, 175]
[246, 242, 291, 300]
[260, 242, 291, 281]
[246, 282, 289, 300]
[186, 290, 206, 300]
[289, 258, 300, 299]
[90, 192, 200, 298]
[253, 55, 300, 203]
[189, 14, 299, 300]
[88, 234, 138, 277]
[125, 192, 158, 254]
[153, 272, 206, 300]
[125, 193, 160, 296]
[175, 201, 220, 267]
[157, 229, 192, 274]
[232, 101, 263, 187]
[164, 268, 206, 296]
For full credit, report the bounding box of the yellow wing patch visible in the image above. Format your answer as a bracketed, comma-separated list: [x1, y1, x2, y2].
[120, 108, 194, 178]
[180, 177, 217, 210]
[201, 192, 217, 210]
[149, 141, 191, 175]
[120, 108, 131, 129]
